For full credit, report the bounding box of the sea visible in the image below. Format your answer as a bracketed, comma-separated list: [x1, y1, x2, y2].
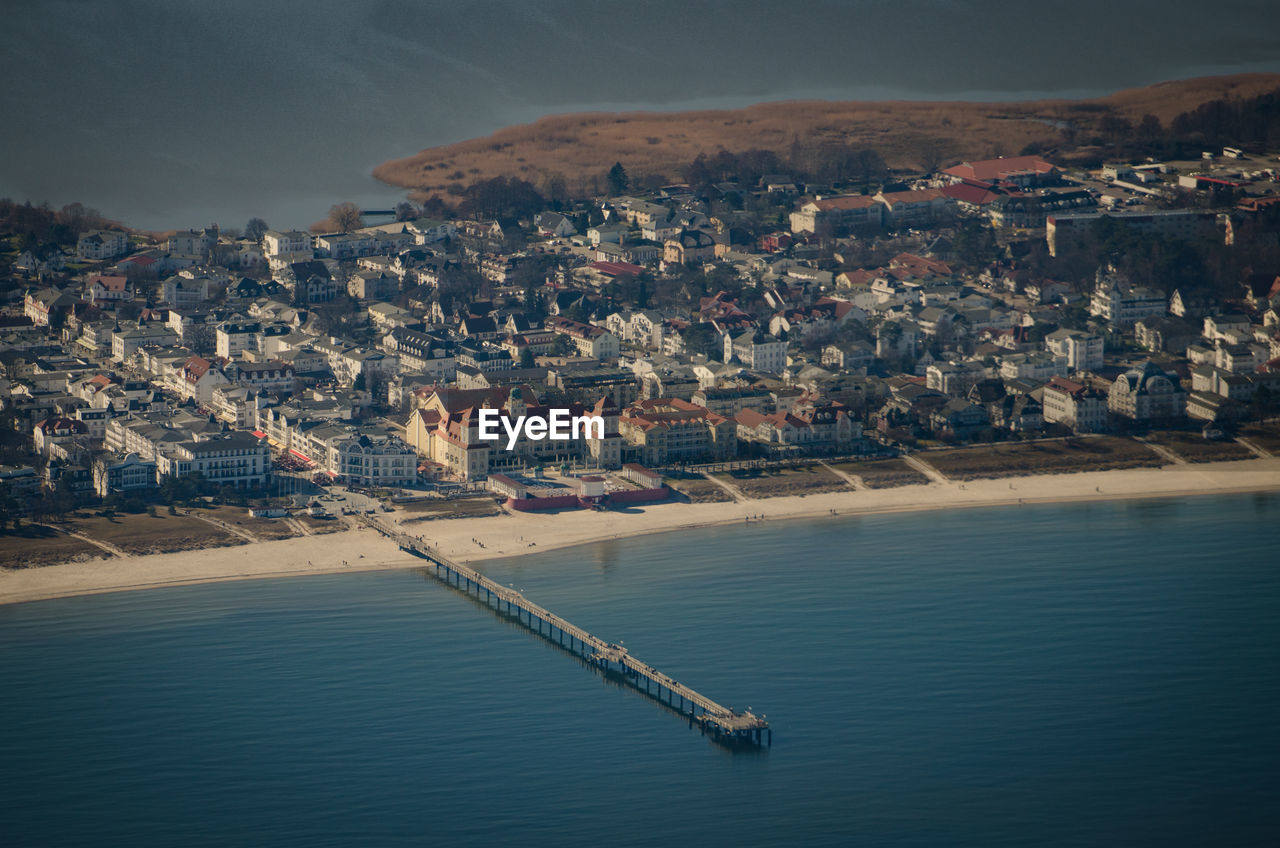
[4, 0, 1280, 230]
[1, 492, 1278, 847]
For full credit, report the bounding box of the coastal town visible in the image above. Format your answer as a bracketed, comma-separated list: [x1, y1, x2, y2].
[3, 131, 1280, 570]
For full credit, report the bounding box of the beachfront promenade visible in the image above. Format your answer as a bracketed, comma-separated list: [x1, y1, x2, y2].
[363, 518, 771, 747]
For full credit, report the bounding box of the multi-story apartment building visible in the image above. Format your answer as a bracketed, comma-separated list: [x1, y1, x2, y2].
[1046, 210, 1218, 256]
[303, 426, 417, 487]
[926, 361, 988, 397]
[262, 229, 313, 257]
[1041, 377, 1108, 433]
[112, 323, 178, 361]
[724, 329, 787, 373]
[734, 398, 861, 450]
[1044, 328, 1104, 371]
[76, 229, 130, 260]
[1108, 361, 1187, 421]
[618, 398, 736, 466]
[998, 351, 1067, 382]
[789, 195, 884, 234]
[404, 388, 621, 481]
[209, 386, 264, 429]
[382, 328, 457, 379]
[226, 360, 296, 393]
[155, 431, 271, 488]
[216, 321, 261, 358]
[545, 316, 620, 360]
[1090, 269, 1166, 327]
[92, 452, 157, 498]
[874, 189, 955, 227]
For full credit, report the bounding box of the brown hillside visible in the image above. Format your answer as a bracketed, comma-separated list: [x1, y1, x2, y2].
[373, 73, 1280, 199]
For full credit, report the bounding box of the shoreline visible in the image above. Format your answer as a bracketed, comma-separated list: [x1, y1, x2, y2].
[3, 458, 1278, 608]
[371, 72, 1280, 195]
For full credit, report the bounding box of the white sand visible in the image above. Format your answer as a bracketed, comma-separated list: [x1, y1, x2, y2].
[4, 457, 1279, 606]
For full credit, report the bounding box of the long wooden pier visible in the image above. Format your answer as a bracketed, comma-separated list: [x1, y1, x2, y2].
[368, 520, 770, 746]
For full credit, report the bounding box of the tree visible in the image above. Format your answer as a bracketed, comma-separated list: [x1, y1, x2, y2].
[519, 348, 536, 368]
[244, 217, 269, 241]
[523, 286, 547, 320]
[0, 488, 17, 531]
[57, 202, 106, 237]
[457, 176, 545, 220]
[185, 323, 216, 356]
[682, 323, 720, 359]
[919, 139, 945, 174]
[1136, 114, 1163, 143]
[394, 201, 418, 222]
[953, 219, 997, 270]
[607, 162, 629, 196]
[328, 201, 363, 233]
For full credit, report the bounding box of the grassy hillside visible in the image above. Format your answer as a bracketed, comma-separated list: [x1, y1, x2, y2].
[373, 73, 1280, 199]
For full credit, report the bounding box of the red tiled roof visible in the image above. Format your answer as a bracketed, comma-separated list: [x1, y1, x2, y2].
[877, 188, 947, 206]
[589, 261, 644, 277]
[942, 155, 1055, 183]
[1046, 376, 1087, 396]
[813, 195, 878, 211]
[91, 274, 129, 291]
[941, 182, 1002, 206]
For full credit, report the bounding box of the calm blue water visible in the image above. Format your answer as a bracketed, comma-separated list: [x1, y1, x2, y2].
[5, 1, 1280, 228]
[2, 494, 1279, 846]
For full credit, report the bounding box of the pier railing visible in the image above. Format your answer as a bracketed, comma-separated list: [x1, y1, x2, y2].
[364, 518, 770, 746]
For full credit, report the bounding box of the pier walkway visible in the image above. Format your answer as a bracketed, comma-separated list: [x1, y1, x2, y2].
[365, 519, 770, 746]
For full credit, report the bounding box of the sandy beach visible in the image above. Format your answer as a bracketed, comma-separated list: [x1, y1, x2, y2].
[4, 457, 1279, 607]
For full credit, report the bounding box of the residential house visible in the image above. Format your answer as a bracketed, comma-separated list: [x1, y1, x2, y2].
[734, 398, 860, 451]
[1108, 361, 1187, 421]
[534, 212, 576, 237]
[161, 274, 215, 308]
[154, 431, 270, 489]
[174, 355, 230, 404]
[226, 360, 296, 393]
[1090, 268, 1166, 327]
[662, 230, 716, 265]
[383, 328, 456, 380]
[76, 230, 130, 261]
[33, 416, 88, 456]
[278, 260, 340, 304]
[942, 155, 1057, 187]
[348, 269, 400, 301]
[874, 189, 955, 228]
[789, 194, 883, 234]
[1134, 317, 1197, 354]
[1044, 328, 1104, 371]
[724, 329, 787, 373]
[929, 398, 991, 440]
[262, 230, 313, 257]
[618, 398, 737, 465]
[1041, 376, 1108, 433]
[24, 288, 78, 328]
[86, 275, 132, 305]
[92, 452, 157, 498]
[216, 321, 261, 358]
[545, 316, 619, 360]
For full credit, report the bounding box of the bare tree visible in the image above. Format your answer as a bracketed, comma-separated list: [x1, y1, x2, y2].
[328, 202, 363, 233]
[919, 139, 945, 175]
[244, 217, 269, 241]
[185, 324, 216, 356]
[57, 202, 107, 237]
[394, 201, 418, 222]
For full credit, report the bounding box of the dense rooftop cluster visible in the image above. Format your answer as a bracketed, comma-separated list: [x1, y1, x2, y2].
[2, 142, 1280, 519]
